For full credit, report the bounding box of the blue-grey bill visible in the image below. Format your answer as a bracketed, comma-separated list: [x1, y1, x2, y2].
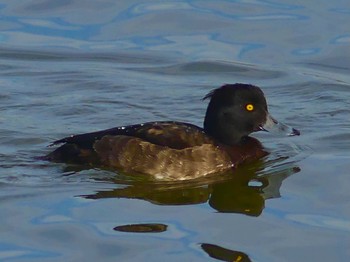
[260, 113, 300, 136]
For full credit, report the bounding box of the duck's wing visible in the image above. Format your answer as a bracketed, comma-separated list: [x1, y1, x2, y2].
[45, 121, 217, 164]
[50, 121, 212, 150]
[93, 135, 232, 180]
[50, 126, 127, 148]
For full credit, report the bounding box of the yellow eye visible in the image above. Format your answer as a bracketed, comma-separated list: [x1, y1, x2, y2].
[245, 104, 254, 111]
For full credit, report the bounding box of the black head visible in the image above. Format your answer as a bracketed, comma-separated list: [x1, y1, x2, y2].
[203, 83, 268, 145]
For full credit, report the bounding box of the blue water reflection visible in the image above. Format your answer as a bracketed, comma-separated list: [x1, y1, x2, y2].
[0, 242, 58, 260]
[1, 1, 350, 261]
[0, 0, 348, 64]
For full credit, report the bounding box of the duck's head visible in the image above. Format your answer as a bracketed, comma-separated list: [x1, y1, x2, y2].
[203, 83, 300, 145]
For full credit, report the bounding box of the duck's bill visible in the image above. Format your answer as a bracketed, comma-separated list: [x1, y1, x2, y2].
[259, 113, 300, 136]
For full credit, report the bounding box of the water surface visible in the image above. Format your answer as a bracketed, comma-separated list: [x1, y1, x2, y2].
[1, 1, 350, 261]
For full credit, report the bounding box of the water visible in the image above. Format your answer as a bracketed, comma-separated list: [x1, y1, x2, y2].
[1, 1, 350, 261]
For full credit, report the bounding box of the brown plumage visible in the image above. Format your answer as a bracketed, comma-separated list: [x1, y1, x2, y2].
[44, 83, 299, 180]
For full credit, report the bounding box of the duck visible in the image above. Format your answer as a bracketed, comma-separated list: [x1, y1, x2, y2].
[44, 83, 300, 180]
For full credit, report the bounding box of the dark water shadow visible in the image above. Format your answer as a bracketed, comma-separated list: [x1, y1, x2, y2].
[113, 223, 167, 233]
[130, 60, 286, 79]
[201, 243, 252, 262]
[79, 160, 300, 217]
[0, 46, 176, 64]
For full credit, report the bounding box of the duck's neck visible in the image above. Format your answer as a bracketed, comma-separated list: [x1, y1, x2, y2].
[220, 136, 268, 165]
[203, 121, 244, 146]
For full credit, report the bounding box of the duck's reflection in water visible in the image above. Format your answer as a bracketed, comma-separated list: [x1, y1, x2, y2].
[113, 223, 167, 233]
[78, 161, 299, 262]
[80, 160, 300, 216]
[112, 225, 252, 261]
[201, 243, 252, 262]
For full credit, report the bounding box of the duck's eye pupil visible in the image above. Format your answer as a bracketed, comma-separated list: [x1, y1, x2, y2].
[246, 104, 254, 111]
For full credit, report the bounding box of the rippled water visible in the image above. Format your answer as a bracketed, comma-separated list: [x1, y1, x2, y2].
[1, 1, 350, 261]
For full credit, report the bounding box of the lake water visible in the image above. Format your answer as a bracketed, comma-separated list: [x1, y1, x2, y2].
[1, 1, 350, 261]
